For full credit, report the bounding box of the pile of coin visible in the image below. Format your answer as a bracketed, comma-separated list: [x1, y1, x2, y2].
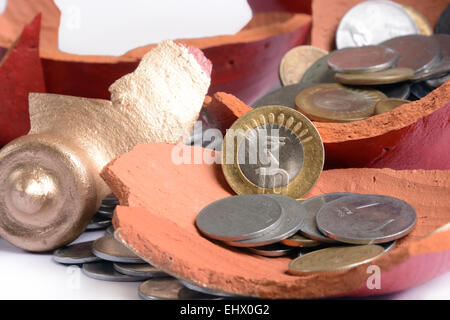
[196, 192, 417, 275]
[85, 194, 118, 231]
[256, 2, 450, 121]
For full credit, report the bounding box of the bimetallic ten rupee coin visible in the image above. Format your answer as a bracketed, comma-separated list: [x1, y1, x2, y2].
[295, 83, 386, 122]
[82, 261, 148, 282]
[93, 234, 144, 263]
[375, 98, 409, 115]
[288, 245, 385, 275]
[297, 193, 352, 243]
[327, 46, 398, 73]
[335, 68, 414, 86]
[279, 46, 328, 86]
[53, 241, 101, 264]
[196, 195, 283, 242]
[316, 194, 417, 244]
[336, 0, 419, 49]
[222, 106, 324, 199]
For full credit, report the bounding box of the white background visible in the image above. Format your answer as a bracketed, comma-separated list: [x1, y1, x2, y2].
[0, 0, 449, 299]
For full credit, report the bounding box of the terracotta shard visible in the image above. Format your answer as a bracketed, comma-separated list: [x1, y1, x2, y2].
[311, 0, 449, 51]
[0, 14, 46, 146]
[0, 0, 311, 104]
[198, 82, 450, 170]
[101, 143, 450, 299]
[203, 92, 252, 135]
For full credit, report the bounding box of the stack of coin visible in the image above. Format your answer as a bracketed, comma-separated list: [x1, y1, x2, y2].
[85, 194, 119, 230]
[195, 192, 417, 276]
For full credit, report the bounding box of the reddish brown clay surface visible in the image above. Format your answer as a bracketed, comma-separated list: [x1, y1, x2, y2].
[311, 0, 449, 50]
[101, 143, 450, 299]
[201, 81, 450, 170]
[0, 14, 45, 146]
[0, 0, 311, 104]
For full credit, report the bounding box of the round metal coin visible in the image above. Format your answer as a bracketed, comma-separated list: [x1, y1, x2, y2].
[316, 194, 417, 244]
[53, 240, 101, 264]
[226, 194, 306, 247]
[373, 82, 411, 99]
[180, 280, 240, 298]
[425, 74, 450, 88]
[247, 243, 296, 257]
[113, 262, 168, 278]
[279, 45, 328, 86]
[138, 278, 219, 300]
[335, 68, 414, 86]
[281, 234, 321, 248]
[435, 5, 450, 35]
[82, 261, 148, 282]
[252, 83, 316, 109]
[105, 225, 114, 235]
[381, 35, 441, 74]
[222, 106, 324, 199]
[297, 193, 353, 243]
[300, 54, 336, 84]
[86, 214, 111, 230]
[295, 83, 386, 122]
[327, 45, 398, 73]
[403, 5, 433, 36]
[196, 195, 283, 242]
[336, 0, 419, 49]
[410, 82, 432, 99]
[375, 98, 409, 114]
[288, 245, 385, 275]
[92, 234, 144, 263]
[412, 34, 450, 81]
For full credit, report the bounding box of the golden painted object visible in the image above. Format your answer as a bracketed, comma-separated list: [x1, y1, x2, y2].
[295, 83, 386, 122]
[221, 105, 324, 200]
[288, 245, 385, 275]
[335, 67, 414, 85]
[403, 6, 433, 36]
[281, 234, 321, 247]
[375, 98, 409, 115]
[0, 40, 210, 251]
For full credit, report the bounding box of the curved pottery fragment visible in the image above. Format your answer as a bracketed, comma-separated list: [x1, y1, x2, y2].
[101, 143, 450, 299]
[0, 0, 311, 104]
[203, 82, 450, 170]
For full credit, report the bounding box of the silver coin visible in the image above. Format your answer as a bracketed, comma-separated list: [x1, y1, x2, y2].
[410, 82, 432, 99]
[300, 54, 336, 84]
[412, 34, 450, 81]
[102, 194, 119, 205]
[336, 0, 419, 49]
[327, 45, 398, 73]
[226, 194, 305, 247]
[196, 195, 283, 242]
[113, 262, 168, 278]
[247, 243, 296, 257]
[105, 225, 114, 235]
[382, 241, 396, 253]
[53, 241, 101, 264]
[82, 261, 148, 282]
[252, 83, 316, 109]
[138, 278, 220, 300]
[93, 234, 145, 263]
[316, 194, 417, 244]
[425, 73, 450, 88]
[97, 208, 114, 219]
[298, 193, 353, 243]
[86, 214, 111, 230]
[180, 280, 240, 298]
[381, 35, 441, 74]
[373, 82, 411, 99]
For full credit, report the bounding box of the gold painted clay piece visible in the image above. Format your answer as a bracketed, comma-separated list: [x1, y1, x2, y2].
[403, 6, 433, 36]
[221, 105, 324, 199]
[281, 234, 321, 247]
[279, 45, 328, 86]
[295, 83, 386, 122]
[288, 245, 385, 275]
[335, 67, 415, 85]
[0, 40, 211, 251]
[375, 98, 409, 115]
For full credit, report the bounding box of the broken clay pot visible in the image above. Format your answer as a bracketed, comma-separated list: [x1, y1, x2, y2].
[0, 15, 46, 146]
[0, 0, 311, 104]
[203, 82, 450, 170]
[0, 41, 211, 252]
[101, 143, 450, 299]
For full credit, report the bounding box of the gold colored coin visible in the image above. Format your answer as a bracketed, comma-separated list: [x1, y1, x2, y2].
[279, 46, 328, 86]
[335, 67, 414, 85]
[281, 234, 321, 248]
[288, 245, 385, 275]
[295, 83, 386, 122]
[403, 6, 433, 36]
[221, 106, 324, 199]
[375, 98, 409, 115]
